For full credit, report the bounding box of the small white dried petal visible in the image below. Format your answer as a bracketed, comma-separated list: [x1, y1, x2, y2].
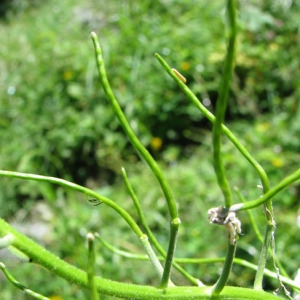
[208, 206, 242, 245]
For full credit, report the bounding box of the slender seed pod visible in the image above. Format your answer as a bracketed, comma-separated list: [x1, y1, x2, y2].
[171, 68, 187, 83]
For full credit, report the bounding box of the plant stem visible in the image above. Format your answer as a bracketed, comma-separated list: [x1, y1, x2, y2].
[0, 170, 143, 237]
[0, 262, 50, 300]
[254, 223, 274, 290]
[212, 242, 237, 296]
[160, 218, 181, 288]
[212, 0, 236, 208]
[91, 31, 179, 286]
[154, 54, 270, 196]
[121, 167, 200, 285]
[90, 32, 177, 220]
[87, 233, 100, 300]
[229, 167, 300, 212]
[235, 188, 290, 279]
[0, 217, 285, 299]
[210, 0, 237, 295]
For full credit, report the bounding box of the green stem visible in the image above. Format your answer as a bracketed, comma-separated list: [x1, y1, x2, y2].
[0, 218, 287, 299]
[87, 233, 100, 300]
[254, 224, 274, 290]
[212, 0, 236, 208]
[90, 32, 177, 220]
[210, 0, 237, 295]
[88, 237, 300, 291]
[0, 170, 143, 237]
[212, 242, 237, 296]
[160, 218, 181, 288]
[121, 167, 200, 285]
[230, 167, 300, 212]
[235, 188, 290, 279]
[0, 262, 50, 300]
[154, 54, 270, 195]
[91, 31, 179, 286]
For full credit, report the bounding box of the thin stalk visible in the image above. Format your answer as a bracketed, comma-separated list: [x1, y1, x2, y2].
[212, 0, 236, 208]
[121, 167, 200, 285]
[0, 262, 50, 300]
[254, 224, 274, 290]
[90, 32, 177, 220]
[235, 188, 289, 278]
[88, 236, 300, 291]
[154, 54, 270, 194]
[229, 167, 300, 212]
[0, 170, 143, 237]
[139, 234, 175, 286]
[87, 233, 100, 300]
[210, 0, 237, 295]
[212, 242, 237, 296]
[160, 218, 181, 288]
[91, 31, 179, 286]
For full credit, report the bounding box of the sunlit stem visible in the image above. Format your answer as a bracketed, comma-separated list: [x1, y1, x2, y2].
[121, 167, 200, 285]
[212, 0, 236, 208]
[91, 31, 179, 287]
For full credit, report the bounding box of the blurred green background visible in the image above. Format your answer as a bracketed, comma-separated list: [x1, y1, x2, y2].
[0, 0, 299, 299]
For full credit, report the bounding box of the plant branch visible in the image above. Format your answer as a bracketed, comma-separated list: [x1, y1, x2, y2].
[212, 242, 237, 296]
[90, 32, 177, 220]
[0, 262, 50, 300]
[91, 31, 180, 287]
[0, 218, 285, 299]
[212, 0, 236, 208]
[0, 170, 143, 237]
[87, 233, 100, 300]
[154, 56, 270, 196]
[121, 167, 200, 285]
[229, 167, 300, 212]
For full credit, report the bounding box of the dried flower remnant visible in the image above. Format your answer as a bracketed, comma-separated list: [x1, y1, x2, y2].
[208, 206, 241, 245]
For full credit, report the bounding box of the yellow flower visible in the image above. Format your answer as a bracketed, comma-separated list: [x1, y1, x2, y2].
[49, 296, 63, 300]
[271, 158, 284, 168]
[256, 122, 270, 132]
[150, 137, 163, 151]
[181, 61, 191, 71]
[63, 70, 73, 80]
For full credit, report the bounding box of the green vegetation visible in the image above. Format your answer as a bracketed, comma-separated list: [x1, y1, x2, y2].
[0, 0, 300, 299]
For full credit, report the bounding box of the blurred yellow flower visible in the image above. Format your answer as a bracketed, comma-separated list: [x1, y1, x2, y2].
[63, 70, 73, 80]
[49, 295, 62, 300]
[271, 158, 284, 167]
[256, 122, 270, 132]
[150, 137, 163, 151]
[181, 61, 191, 71]
[269, 43, 279, 52]
[49, 296, 63, 300]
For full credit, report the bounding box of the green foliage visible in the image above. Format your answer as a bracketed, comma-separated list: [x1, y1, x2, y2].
[1, 0, 300, 207]
[1, 0, 300, 299]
